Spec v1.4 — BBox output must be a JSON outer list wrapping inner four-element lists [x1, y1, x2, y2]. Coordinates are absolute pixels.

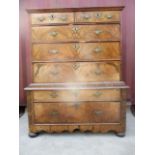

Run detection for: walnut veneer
[[25, 7, 128, 137]]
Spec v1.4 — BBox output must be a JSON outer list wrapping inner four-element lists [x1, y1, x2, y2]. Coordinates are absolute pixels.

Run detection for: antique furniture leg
[[115, 132, 125, 137], [29, 132, 39, 138]]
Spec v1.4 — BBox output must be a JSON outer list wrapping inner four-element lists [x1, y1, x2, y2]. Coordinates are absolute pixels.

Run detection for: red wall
[[19, 0, 135, 106]]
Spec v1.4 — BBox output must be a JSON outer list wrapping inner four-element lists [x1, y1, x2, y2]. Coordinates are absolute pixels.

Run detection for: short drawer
[[32, 42, 120, 61], [33, 61, 120, 83], [33, 89, 121, 102], [75, 11, 120, 23], [31, 25, 120, 42], [33, 102, 121, 123], [31, 12, 74, 24]]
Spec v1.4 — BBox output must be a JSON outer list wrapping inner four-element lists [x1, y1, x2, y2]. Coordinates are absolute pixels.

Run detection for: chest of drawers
[[25, 7, 128, 137]]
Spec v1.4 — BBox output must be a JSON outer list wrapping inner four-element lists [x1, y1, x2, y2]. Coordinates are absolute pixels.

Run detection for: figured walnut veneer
[[25, 7, 128, 137]]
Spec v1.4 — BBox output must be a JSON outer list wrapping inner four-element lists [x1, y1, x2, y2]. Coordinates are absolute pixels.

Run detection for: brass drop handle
[[83, 14, 91, 20], [94, 110, 103, 116], [95, 30, 103, 35], [94, 69, 102, 75], [72, 63, 80, 70], [48, 49, 59, 54], [95, 13, 102, 18], [49, 31, 58, 37], [60, 15, 67, 21], [94, 47, 102, 53], [49, 14, 54, 20], [37, 16, 45, 22], [72, 26, 80, 33], [106, 14, 113, 19], [50, 111, 59, 116], [50, 70, 59, 75], [50, 91, 58, 98], [93, 91, 102, 97]]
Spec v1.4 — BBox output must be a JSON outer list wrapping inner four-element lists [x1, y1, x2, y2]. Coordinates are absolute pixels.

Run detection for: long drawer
[[33, 102, 121, 124], [32, 42, 120, 61], [33, 89, 121, 102], [32, 25, 120, 42], [33, 61, 120, 83]]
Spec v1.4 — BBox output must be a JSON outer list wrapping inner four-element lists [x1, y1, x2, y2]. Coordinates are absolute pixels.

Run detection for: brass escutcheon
[[95, 12, 102, 18], [72, 63, 80, 70], [60, 15, 67, 21]]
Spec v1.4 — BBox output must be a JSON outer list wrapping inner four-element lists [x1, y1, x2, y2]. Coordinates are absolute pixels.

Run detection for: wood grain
[[33, 89, 121, 102], [32, 42, 120, 61], [32, 24, 120, 42], [75, 11, 120, 23], [33, 61, 121, 82], [24, 6, 129, 136], [20, 0, 134, 107], [33, 102, 121, 124], [31, 12, 74, 24]]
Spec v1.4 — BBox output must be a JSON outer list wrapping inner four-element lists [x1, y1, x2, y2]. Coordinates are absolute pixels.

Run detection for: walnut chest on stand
[[25, 7, 128, 137]]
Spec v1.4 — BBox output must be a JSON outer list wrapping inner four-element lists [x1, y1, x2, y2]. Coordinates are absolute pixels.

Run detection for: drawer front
[[32, 25, 120, 42], [33, 102, 121, 123], [31, 13, 74, 24], [76, 11, 120, 23], [33, 62, 120, 82], [33, 89, 121, 102], [32, 26, 74, 42], [72, 25, 120, 41], [32, 42, 120, 61]]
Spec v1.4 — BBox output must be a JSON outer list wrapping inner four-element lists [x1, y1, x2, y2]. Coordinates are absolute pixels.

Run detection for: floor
[[19, 108, 135, 155]]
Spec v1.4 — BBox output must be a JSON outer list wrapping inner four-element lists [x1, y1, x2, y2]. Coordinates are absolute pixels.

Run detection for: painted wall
[[19, 0, 135, 105]]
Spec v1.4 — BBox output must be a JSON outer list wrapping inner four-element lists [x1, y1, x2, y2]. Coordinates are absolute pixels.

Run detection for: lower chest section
[[28, 86, 126, 125]]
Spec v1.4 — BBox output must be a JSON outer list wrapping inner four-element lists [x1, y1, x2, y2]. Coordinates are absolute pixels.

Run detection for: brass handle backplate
[[60, 15, 67, 21], [38, 16, 45, 22], [95, 30, 103, 35], [94, 47, 102, 53], [83, 14, 91, 20], [106, 14, 113, 19], [93, 91, 102, 97], [48, 49, 59, 54], [50, 111, 59, 116], [50, 91, 58, 98], [49, 31, 58, 37], [94, 110, 103, 116], [94, 69, 102, 75], [50, 70, 59, 75]]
